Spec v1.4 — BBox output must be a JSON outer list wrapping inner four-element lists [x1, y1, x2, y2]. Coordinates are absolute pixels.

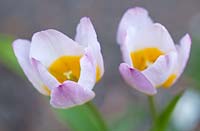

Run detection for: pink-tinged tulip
[[117, 7, 191, 95], [13, 17, 104, 108]]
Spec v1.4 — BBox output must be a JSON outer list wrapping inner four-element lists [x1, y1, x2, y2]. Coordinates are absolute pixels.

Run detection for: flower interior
[[130, 47, 176, 88], [48, 56, 82, 83], [130, 47, 164, 71], [48, 56, 101, 83]]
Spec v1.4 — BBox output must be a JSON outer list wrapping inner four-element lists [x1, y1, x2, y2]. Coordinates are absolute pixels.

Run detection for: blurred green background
[[0, 0, 200, 131]]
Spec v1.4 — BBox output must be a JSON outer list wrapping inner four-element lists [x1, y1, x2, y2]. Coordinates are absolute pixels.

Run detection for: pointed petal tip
[[80, 16, 91, 22], [79, 17, 93, 27], [127, 7, 148, 15], [181, 33, 192, 45]]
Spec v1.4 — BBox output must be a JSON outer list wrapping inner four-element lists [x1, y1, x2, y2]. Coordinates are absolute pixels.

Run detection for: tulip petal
[[120, 42, 132, 66], [31, 58, 60, 90], [30, 29, 84, 67], [13, 39, 49, 95], [142, 52, 177, 87], [78, 50, 96, 90], [175, 34, 192, 78], [50, 81, 95, 108], [126, 23, 176, 53], [119, 63, 157, 95], [117, 7, 153, 44], [75, 17, 104, 79]]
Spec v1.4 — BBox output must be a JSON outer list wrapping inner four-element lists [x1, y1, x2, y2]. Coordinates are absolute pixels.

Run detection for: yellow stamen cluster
[[48, 55, 101, 83], [131, 48, 164, 71], [130, 47, 176, 88], [48, 56, 81, 83]]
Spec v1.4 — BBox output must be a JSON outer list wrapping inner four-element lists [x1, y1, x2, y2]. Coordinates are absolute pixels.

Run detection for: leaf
[[54, 102, 108, 131], [0, 35, 108, 131], [150, 92, 183, 131]]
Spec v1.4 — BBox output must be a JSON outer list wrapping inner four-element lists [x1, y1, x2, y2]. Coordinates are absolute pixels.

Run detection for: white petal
[[142, 51, 177, 87], [175, 34, 192, 79], [117, 7, 153, 44], [13, 39, 49, 95], [126, 23, 176, 53], [120, 42, 132, 66], [30, 29, 84, 67], [75, 17, 104, 78], [78, 50, 96, 90], [31, 58, 60, 90], [75, 17, 97, 47]]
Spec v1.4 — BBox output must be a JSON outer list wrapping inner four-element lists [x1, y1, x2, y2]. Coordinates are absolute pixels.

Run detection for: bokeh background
[[0, 0, 200, 131]]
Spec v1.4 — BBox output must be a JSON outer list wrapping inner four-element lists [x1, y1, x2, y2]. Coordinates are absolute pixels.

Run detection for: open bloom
[[117, 7, 191, 95], [13, 17, 104, 108]]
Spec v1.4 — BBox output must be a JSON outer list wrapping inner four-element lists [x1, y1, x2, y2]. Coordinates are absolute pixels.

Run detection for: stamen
[[48, 56, 81, 83], [131, 47, 163, 71]]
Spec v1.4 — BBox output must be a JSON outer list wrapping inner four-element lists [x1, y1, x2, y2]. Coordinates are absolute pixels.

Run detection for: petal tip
[[80, 17, 92, 26], [182, 33, 192, 45], [12, 39, 29, 48], [127, 7, 148, 15]]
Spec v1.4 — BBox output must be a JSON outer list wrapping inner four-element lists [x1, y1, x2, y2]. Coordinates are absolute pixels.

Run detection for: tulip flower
[[117, 7, 191, 95], [13, 17, 104, 108]]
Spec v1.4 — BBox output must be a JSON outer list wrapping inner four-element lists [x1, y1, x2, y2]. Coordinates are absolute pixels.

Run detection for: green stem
[[86, 102, 108, 131], [148, 95, 157, 121], [54, 101, 108, 131]]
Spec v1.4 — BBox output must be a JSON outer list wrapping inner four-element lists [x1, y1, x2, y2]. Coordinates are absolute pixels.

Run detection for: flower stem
[[86, 102, 108, 131], [148, 95, 157, 121], [54, 101, 108, 131]]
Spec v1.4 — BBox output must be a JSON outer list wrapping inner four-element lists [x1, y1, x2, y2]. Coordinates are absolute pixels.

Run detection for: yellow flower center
[[130, 48, 176, 88], [48, 56, 82, 83], [48, 55, 101, 83], [130, 48, 164, 71]]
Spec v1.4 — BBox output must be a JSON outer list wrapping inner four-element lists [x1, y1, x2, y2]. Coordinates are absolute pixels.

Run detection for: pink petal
[[31, 58, 60, 90], [119, 63, 157, 95], [75, 17, 104, 79], [30, 29, 84, 67], [50, 81, 95, 108], [142, 52, 177, 87], [12, 39, 49, 95], [117, 7, 153, 44]]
